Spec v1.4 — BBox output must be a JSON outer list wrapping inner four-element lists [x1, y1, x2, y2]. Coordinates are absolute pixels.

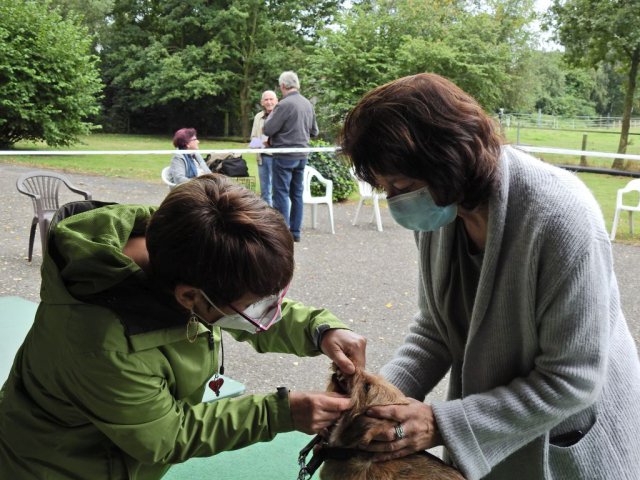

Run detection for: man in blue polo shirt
[[264, 71, 319, 242]]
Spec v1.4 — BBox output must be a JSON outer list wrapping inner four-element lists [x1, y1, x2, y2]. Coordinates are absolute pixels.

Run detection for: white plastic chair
[[161, 167, 176, 190], [610, 178, 640, 240], [351, 169, 385, 232], [302, 166, 335, 234]]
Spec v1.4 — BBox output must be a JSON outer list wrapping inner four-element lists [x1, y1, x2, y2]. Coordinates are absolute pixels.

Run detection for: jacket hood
[[40, 202, 187, 335], [41, 203, 152, 302]]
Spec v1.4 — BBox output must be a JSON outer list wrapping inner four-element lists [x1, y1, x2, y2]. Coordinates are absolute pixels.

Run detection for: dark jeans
[[258, 155, 273, 206], [272, 156, 307, 239]]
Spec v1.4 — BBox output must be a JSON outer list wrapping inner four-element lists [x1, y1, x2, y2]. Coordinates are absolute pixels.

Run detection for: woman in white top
[[169, 128, 211, 185]]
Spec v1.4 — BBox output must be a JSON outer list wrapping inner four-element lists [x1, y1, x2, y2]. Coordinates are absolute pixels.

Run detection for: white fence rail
[[0, 147, 336, 156], [1, 145, 640, 163], [514, 146, 640, 162], [498, 113, 640, 131]]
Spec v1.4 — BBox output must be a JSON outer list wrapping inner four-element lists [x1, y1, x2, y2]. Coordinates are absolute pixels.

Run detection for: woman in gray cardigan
[[168, 128, 211, 185], [340, 73, 640, 479]]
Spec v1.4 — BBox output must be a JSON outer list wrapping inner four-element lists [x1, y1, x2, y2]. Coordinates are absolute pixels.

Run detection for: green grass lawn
[[3, 132, 640, 243], [503, 126, 640, 169], [577, 172, 640, 242], [4, 134, 258, 182]]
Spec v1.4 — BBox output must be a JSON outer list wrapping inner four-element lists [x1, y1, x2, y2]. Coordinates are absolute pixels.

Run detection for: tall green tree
[[592, 63, 626, 117], [548, 0, 640, 168], [49, 0, 114, 50], [305, 0, 537, 138], [530, 51, 597, 116], [0, 0, 102, 148], [303, 1, 401, 137], [100, 0, 340, 137]]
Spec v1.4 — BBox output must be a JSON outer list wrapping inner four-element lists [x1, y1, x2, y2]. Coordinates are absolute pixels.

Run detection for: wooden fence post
[[580, 134, 588, 166]]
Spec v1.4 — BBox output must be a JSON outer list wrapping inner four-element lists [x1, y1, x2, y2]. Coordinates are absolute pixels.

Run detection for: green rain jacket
[[0, 202, 348, 479]]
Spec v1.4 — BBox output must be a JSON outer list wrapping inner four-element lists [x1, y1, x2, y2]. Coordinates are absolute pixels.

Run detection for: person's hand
[[361, 399, 443, 462], [320, 329, 367, 375], [289, 391, 351, 435]]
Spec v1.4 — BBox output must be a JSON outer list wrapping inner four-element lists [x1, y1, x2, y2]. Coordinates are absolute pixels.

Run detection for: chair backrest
[[161, 167, 176, 189], [357, 179, 372, 197], [303, 166, 332, 203], [16, 171, 91, 213], [616, 178, 640, 210], [351, 167, 384, 200], [621, 179, 640, 194]]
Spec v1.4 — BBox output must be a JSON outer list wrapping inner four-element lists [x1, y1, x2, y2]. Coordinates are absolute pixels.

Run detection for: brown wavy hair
[[146, 174, 294, 304], [340, 73, 502, 209]]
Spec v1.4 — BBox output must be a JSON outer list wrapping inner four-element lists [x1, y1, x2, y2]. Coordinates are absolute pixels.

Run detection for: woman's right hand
[[361, 399, 443, 461], [288, 391, 351, 435]]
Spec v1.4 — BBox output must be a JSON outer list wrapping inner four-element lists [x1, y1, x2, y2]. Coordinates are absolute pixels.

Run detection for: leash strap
[[297, 435, 362, 479], [298, 435, 323, 480]]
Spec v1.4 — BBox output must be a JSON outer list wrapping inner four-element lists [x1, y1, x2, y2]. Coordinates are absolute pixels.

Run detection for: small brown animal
[[319, 366, 465, 480]]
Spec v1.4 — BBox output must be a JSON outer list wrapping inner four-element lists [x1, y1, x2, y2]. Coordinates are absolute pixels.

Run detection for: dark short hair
[[340, 73, 502, 209], [146, 174, 294, 304], [172, 128, 197, 149]]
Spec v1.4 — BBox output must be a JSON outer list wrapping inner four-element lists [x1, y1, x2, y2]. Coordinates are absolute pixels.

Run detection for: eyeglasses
[[229, 285, 289, 332], [200, 285, 289, 333]]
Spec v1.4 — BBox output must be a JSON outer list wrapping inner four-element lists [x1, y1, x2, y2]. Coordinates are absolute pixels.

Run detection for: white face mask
[[198, 287, 288, 334]]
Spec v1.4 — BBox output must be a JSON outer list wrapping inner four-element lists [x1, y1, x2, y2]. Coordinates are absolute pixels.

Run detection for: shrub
[[307, 139, 355, 202], [0, 2, 102, 148]]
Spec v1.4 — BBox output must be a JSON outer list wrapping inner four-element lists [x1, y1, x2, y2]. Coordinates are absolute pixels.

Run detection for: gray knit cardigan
[[381, 146, 640, 479]]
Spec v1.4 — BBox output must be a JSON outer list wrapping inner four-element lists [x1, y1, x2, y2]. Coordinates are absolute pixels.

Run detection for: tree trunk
[[612, 48, 639, 169], [239, 6, 259, 140], [239, 80, 251, 140]]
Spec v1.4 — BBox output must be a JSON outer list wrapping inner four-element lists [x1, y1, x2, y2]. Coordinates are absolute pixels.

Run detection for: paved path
[[2, 163, 639, 401]]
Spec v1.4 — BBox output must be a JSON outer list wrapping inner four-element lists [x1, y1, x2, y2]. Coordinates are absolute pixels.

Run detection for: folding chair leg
[[352, 199, 364, 226], [611, 209, 620, 240], [373, 198, 383, 232], [39, 218, 51, 259], [328, 203, 335, 234], [28, 219, 37, 262]]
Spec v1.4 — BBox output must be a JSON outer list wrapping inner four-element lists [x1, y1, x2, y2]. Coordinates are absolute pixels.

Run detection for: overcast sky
[[533, 0, 560, 50], [535, 0, 551, 12]]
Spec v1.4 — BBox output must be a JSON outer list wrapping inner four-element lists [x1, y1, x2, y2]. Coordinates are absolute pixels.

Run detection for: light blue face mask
[[387, 186, 457, 231]]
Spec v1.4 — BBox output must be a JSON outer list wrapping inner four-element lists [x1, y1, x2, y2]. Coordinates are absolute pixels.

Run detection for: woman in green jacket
[[0, 174, 365, 479]]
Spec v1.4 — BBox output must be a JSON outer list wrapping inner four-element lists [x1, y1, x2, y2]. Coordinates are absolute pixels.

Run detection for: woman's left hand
[[361, 399, 443, 462], [320, 329, 367, 375]]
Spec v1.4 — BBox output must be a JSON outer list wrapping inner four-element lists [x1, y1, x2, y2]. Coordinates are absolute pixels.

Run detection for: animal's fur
[[319, 366, 465, 480]]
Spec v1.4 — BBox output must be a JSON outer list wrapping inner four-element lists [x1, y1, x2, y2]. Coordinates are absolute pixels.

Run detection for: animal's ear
[[327, 363, 359, 394], [364, 374, 409, 408], [327, 372, 349, 394], [327, 363, 348, 393]]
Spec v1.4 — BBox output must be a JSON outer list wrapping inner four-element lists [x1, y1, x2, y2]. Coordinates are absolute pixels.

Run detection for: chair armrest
[[64, 183, 92, 200], [16, 184, 39, 200], [311, 171, 330, 185]]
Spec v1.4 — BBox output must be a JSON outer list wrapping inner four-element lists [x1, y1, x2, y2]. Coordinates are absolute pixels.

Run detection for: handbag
[[208, 155, 249, 177]]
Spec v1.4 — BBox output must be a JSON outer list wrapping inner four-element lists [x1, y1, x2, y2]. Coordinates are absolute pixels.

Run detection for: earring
[[186, 311, 199, 343]]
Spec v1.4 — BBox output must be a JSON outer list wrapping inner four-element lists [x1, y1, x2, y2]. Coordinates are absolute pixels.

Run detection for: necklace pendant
[[208, 376, 225, 397]]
